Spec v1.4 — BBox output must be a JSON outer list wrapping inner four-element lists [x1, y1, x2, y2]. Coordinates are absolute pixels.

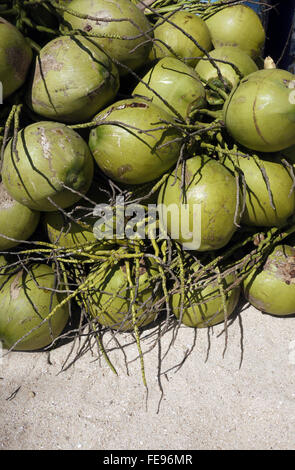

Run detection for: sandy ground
[[0, 302, 295, 451]]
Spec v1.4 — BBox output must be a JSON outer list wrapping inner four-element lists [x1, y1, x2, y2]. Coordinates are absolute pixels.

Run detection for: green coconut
[[205, 5, 265, 59], [0, 256, 7, 268], [223, 68, 295, 153], [195, 46, 258, 91], [0, 256, 10, 292], [81, 259, 161, 331], [27, 35, 120, 123], [157, 155, 241, 251], [0, 264, 69, 351], [2, 121, 94, 212], [243, 245, 295, 316], [172, 267, 240, 328], [43, 211, 97, 250], [152, 11, 212, 67], [0, 255, 10, 281], [0, 17, 32, 99], [133, 57, 206, 120], [62, 0, 153, 75], [0, 183, 40, 250], [89, 97, 182, 185], [43, 177, 120, 249], [222, 153, 295, 228]]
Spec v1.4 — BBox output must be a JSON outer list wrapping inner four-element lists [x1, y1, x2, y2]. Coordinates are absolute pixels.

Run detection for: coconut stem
[[125, 258, 148, 389], [0, 105, 19, 177]]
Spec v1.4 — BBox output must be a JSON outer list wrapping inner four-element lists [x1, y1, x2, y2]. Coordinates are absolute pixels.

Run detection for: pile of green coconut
[[0, 0, 295, 379]]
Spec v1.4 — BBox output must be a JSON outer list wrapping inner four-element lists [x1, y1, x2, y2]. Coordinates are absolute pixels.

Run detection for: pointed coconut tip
[[264, 56, 276, 69]]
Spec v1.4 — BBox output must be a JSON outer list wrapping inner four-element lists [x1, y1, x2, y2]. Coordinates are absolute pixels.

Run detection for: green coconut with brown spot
[[2, 121, 94, 212], [172, 266, 240, 328], [0, 17, 32, 99], [0, 264, 69, 351], [62, 0, 153, 75], [222, 153, 295, 228], [89, 97, 182, 185], [81, 258, 161, 331], [223, 69, 295, 153], [205, 5, 265, 59], [0, 183, 40, 250], [27, 35, 120, 123], [243, 245, 295, 316], [133, 57, 206, 120], [152, 11, 212, 67], [157, 155, 241, 252]]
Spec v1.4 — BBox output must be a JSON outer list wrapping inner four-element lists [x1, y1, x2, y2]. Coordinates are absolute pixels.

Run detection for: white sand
[[0, 304, 295, 450]]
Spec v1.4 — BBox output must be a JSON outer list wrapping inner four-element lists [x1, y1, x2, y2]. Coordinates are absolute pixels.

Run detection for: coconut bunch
[[1, 0, 295, 383]]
